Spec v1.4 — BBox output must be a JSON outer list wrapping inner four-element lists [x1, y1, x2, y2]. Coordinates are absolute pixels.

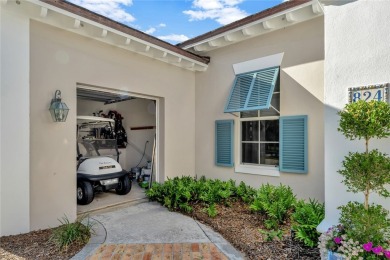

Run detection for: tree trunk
[[364, 190, 369, 210], [364, 137, 370, 209]]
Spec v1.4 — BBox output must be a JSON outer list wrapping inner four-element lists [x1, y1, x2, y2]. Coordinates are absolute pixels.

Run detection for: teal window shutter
[[224, 67, 279, 113], [215, 120, 234, 167], [279, 115, 308, 173]]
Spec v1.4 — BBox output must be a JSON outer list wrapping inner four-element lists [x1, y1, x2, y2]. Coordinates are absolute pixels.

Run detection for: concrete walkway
[[72, 201, 244, 260]]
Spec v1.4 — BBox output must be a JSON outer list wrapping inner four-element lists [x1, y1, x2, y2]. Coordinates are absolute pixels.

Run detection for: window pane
[[242, 143, 259, 164], [260, 143, 279, 166], [242, 121, 259, 141], [240, 111, 258, 118], [260, 120, 279, 141]]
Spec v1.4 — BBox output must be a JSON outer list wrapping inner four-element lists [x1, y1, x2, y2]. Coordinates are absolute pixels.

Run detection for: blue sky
[[68, 0, 284, 44]]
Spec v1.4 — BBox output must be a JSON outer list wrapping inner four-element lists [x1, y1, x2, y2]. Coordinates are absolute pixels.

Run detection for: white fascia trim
[[233, 53, 284, 75], [76, 83, 158, 100], [182, 0, 322, 50], [25, 0, 208, 69]]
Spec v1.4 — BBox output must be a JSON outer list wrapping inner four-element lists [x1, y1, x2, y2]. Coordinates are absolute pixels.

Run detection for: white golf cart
[[77, 116, 131, 205]]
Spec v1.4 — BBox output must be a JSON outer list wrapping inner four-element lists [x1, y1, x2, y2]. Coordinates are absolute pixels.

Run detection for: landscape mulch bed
[[0, 228, 86, 260], [0, 200, 320, 259], [187, 200, 321, 260]]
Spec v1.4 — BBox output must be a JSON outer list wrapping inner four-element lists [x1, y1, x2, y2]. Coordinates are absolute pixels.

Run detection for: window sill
[[235, 164, 280, 177]]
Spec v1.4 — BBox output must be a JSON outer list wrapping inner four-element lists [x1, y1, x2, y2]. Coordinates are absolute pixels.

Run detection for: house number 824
[[349, 84, 389, 104]]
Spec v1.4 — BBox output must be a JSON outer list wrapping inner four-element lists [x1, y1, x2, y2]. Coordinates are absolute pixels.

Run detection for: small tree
[[337, 100, 390, 209]]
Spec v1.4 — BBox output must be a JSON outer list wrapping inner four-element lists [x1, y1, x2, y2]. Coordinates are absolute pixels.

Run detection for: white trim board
[[233, 53, 284, 75]]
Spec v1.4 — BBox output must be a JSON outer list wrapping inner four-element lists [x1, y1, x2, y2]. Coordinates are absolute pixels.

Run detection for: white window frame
[[235, 114, 280, 177]]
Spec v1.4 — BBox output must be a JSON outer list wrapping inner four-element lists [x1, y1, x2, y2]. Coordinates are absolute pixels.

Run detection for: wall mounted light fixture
[[49, 90, 69, 122]]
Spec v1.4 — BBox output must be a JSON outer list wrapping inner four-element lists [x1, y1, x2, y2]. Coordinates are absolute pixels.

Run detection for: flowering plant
[[318, 225, 390, 259]]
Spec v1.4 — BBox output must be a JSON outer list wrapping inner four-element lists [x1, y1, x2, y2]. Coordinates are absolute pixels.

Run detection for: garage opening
[[76, 86, 158, 214]]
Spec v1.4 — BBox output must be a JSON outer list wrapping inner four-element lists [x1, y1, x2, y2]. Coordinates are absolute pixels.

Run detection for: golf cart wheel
[[116, 175, 132, 195], [77, 181, 94, 205]]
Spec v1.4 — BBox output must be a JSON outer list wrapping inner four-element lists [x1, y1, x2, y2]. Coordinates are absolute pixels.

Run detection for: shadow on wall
[[282, 60, 324, 104]]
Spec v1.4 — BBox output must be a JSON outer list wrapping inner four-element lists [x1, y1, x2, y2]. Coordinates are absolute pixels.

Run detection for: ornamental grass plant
[[49, 215, 94, 251]]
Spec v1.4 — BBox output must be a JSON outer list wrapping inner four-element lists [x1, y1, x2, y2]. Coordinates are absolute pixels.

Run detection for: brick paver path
[[87, 242, 228, 260]]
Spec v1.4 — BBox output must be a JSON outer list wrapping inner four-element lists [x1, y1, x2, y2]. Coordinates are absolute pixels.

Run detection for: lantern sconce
[[49, 90, 69, 122]]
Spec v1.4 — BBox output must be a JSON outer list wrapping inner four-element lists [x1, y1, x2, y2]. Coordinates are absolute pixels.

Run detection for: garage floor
[[77, 182, 147, 215]]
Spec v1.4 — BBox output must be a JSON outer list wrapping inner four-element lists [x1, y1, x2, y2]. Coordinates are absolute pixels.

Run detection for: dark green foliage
[[250, 184, 296, 229], [146, 176, 195, 212], [206, 203, 218, 218], [338, 202, 390, 245], [338, 100, 390, 141], [236, 181, 256, 203], [146, 176, 251, 217], [259, 229, 283, 242], [291, 199, 324, 247], [339, 150, 390, 198], [50, 215, 93, 251]]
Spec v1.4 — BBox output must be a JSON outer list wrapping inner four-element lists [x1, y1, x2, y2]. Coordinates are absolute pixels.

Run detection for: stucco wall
[[195, 17, 325, 201], [0, 5, 30, 236], [320, 0, 390, 230], [29, 21, 196, 231]]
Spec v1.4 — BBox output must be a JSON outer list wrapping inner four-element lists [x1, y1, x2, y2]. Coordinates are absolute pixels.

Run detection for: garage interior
[[76, 87, 157, 214]]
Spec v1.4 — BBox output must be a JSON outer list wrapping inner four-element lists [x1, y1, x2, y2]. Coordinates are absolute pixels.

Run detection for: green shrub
[[291, 199, 324, 247], [259, 229, 283, 242], [146, 176, 241, 212], [178, 202, 193, 213], [339, 150, 390, 199], [50, 215, 93, 251], [337, 100, 390, 210], [146, 176, 195, 211], [250, 184, 296, 229], [338, 201, 390, 245], [236, 181, 256, 203], [205, 203, 218, 218], [338, 100, 390, 141], [198, 179, 235, 204]]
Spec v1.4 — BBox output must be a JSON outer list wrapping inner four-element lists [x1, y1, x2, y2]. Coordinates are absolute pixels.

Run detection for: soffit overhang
[[178, 0, 324, 54], [1, 0, 209, 71]]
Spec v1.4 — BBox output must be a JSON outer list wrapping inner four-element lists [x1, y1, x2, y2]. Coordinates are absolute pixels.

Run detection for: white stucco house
[[1, 0, 389, 236]]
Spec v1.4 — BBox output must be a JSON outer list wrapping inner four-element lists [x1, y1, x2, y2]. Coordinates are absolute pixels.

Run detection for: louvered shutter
[[224, 67, 279, 113], [279, 115, 308, 173], [215, 120, 234, 167]]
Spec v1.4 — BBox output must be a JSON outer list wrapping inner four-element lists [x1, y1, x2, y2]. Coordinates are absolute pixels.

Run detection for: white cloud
[[157, 34, 190, 43], [223, 0, 245, 6], [68, 0, 135, 23], [145, 27, 156, 34], [215, 7, 248, 25], [193, 0, 223, 10], [144, 23, 167, 35], [183, 0, 247, 25]]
